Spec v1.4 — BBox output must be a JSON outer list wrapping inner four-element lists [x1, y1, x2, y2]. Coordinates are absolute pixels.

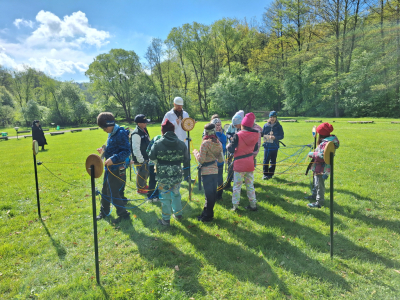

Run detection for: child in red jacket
[[227, 113, 259, 211]]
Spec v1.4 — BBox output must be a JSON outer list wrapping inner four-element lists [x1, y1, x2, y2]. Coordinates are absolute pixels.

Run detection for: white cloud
[[0, 10, 111, 78], [28, 57, 88, 76], [13, 18, 34, 29], [27, 10, 110, 48], [0, 50, 17, 68]]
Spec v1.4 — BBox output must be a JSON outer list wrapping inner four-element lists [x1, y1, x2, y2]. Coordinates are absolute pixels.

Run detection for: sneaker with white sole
[[158, 219, 170, 226], [307, 201, 323, 208]]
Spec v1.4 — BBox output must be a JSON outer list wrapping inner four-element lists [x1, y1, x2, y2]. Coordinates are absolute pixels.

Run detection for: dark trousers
[[183, 159, 190, 181], [147, 165, 159, 199], [100, 168, 129, 217], [199, 174, 218, 221], [217, 166, 224, 199], [263, 148, 278, 177], [226, 154, 234, 185]]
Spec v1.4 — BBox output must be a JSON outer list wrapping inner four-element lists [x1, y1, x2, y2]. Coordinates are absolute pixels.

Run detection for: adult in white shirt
[[162, 97, 191, 181], [162, 97, 189, 144]]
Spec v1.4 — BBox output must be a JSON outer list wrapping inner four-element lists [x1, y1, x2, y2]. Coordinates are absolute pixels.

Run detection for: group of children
[[94, 110, 339, 225]]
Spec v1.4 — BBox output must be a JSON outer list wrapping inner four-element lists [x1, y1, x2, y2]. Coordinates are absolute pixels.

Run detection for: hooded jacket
[[148, 131, 189, 189], [32, 125, 47, 146], [216, 131, 227, 167], [261, 121, 284, 150], [308, 135, 340, 175], [103, 124, 131, 171], [227, 128, 259, 172]]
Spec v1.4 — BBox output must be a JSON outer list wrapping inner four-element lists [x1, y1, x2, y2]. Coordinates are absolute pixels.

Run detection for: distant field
[[1, 118, 399, 299]]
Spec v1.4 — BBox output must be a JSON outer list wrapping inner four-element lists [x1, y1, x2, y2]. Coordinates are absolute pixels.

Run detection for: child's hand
[[104, 158, 114, 166], [97, 147, 103, 154]]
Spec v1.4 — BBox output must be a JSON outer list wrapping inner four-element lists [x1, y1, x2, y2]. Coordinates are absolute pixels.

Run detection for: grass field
[[1, 117, 399, 299]]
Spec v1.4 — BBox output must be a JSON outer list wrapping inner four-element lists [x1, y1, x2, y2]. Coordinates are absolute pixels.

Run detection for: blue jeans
[[159, 183, 182, 220], [263, 148, 278, 177]]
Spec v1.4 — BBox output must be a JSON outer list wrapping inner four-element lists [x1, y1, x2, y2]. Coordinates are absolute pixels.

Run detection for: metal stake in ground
[[187, 130, 192, 201], [330, 152, 334, 259], [86, 154, 104, 285], [323, 141, 336, 259], [32, 140, 41, 219], [182, 117, 196, 201]]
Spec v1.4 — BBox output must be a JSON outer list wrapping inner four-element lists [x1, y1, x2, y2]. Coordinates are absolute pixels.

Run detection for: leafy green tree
[[0, 86, 14, 107], [86, 49, 142, 123], [21, 99, 41, 124], [208, 63, 270, 116]]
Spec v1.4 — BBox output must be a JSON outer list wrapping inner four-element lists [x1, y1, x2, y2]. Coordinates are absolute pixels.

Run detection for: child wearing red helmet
[[306, 122, 340, 208]]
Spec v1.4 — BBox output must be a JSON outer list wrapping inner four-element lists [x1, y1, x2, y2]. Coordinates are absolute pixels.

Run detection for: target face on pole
[[224, 124, 230, 132], [85, 154, 104, 178], [32, 140, 39, 156], [182, 117, 195, 131], [323, 141, 335, 165], [312, 126, 317, 138]]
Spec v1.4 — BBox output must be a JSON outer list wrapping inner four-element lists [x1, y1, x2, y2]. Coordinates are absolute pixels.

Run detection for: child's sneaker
[[245, 205, 258, 211], [230, 204, 239, 211], [173, 214, 182, 220], [158, 219, 170, 226], [307, 201, 322, 208], [112, 213, 131, 224]]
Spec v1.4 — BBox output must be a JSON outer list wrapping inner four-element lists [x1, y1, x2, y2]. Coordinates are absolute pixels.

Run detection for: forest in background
[[1, 0, 400, 126]]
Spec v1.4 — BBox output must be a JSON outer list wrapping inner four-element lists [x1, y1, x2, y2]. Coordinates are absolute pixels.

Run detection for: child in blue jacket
[[261, 111, 284, 180], [96, 112, 131, 223], [211, 118, 227, 199]]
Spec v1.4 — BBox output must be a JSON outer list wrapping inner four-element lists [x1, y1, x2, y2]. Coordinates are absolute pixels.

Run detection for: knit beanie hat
[[241, 112, 256, 127], [316, 122, 334, 136], [269, 111, 277, 117], [161, 119, 175, 135], [211, 118, 221, 125], [204, 123, 216, 136], [232, 110, 244, 125]]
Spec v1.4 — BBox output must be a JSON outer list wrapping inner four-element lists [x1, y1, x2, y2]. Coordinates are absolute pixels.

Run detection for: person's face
[[36, 122, 40, 127], [234, 124, 241, 129], [215, 122, 222, 132], [174, 103, 183, 112], [138, 122, 147, 129], [269, 116, 277, 124], [102, 126, 113, 133]]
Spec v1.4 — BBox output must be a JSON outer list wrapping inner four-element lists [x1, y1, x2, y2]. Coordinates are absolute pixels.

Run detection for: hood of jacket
[[322, 135, 340, 149], [160, 131, 181, 148]]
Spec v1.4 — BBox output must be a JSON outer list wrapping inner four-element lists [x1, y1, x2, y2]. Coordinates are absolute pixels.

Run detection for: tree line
[[1, 0, 400, 126]]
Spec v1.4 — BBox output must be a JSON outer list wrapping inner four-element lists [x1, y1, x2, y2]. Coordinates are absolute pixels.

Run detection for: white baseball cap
[[173, 97, 184, 105]]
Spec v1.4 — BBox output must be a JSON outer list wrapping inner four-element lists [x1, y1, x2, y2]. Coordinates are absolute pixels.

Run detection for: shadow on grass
[[231, 200, 399, 270], [171, 219, 290, 295], [40, 219, 67, 260], [116, 209, 207, 297], [98, 285, 110, 299], [215, 218, 351, 290]]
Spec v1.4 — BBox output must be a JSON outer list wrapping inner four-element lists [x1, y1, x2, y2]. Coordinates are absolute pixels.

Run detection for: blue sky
[[0, 0, 271, 82]]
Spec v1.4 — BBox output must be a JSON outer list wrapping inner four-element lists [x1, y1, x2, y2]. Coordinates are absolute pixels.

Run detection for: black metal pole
[[188, 131, 191, 201], [33, 154, 41, 219], [91, 165, 100, 284], [330, 152, 334, 259], [129, 160, 132, 182]]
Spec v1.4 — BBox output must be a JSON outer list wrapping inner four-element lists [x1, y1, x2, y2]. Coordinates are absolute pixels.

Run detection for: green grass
[[1, 118, 400, 299]]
